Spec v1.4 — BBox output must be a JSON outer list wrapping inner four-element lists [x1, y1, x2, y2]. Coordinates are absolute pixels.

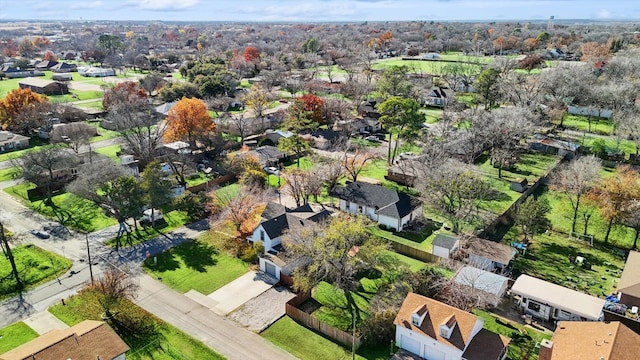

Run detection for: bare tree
[[89, 269, 139, 320], [18, 146, 77, 205], [343, 148, 380, 182], [419, 159, 490, 232], [50, 122, 96, 155], [317, 157, 345, 193], [549, 156, 602, 234]]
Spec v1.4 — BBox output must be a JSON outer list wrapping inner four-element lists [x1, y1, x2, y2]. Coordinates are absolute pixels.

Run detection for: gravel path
[[227, 286, 296, 332]]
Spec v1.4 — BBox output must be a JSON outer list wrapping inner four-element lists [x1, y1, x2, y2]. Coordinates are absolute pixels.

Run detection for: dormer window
[[439, 315, 456, 339], [411, 304, 428, 327]]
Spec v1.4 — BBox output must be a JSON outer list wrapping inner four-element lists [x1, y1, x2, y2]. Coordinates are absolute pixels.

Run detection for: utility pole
[[352, 307, 356, 360], [86, 233, 94, 285]]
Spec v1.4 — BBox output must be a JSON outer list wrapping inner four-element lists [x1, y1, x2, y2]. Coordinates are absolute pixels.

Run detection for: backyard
[[558, 114, 615, 136], [142, 237, 249, 294], [49, 290, 225, 360], [0, 244, 72, 299], [372, 57, 485, 76]]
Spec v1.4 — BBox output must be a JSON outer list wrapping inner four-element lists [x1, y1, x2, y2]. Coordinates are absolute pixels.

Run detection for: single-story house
[[357, 99, 382, 119], [34, 60, 58, 69], [465, 237, 516, 274], [154, 101, 176, 116], [0, 320, 129, 360], [264, 129, 293, 145], [329, 181, 423, 231], [510, 274, 606, 322], [50, 62, 77, 73], [394, 292, 510, 360], [79, 67, 115, 77], [18, 77, 69, 95], [432, 234, 460, 259], [0, 131, 29, 152], [248, 145, 287, 167], [299, 129, 344, 150], [163, 140, 191, 154], [510, 178, 528, 193], [528, 134, 580, 158], [538, 321, 640, 360], [1, 65, 44, 78], [567, 105, 613, 119], [616, 250, 640, 308], [454, 266, 510, 307], [52, 73, 73, 81]]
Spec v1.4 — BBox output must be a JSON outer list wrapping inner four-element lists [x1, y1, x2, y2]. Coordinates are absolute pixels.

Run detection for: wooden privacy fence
[[285, 292, 363, 350], [185, 173, 236, 193], [390, 241, 442, 263]]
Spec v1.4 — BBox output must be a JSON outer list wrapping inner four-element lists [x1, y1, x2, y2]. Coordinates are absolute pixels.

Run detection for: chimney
[[538, 339, 553, 360]]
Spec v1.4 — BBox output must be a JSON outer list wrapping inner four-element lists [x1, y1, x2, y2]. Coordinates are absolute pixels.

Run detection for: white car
[[264, 166, 280, 175]]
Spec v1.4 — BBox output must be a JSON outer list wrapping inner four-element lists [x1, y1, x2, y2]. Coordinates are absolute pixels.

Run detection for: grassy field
[[49, 89, 104, 103], [420, 108, 443, 124], [0, 322, 39, 354], [5, 183, 117, 232], [185, 172, 214, 187], [311, 279, 380, 332], [0, 77, 25, 98], [578, 135, 637, 158], [0, 244, 72, 299], [477, 153, 560, 215], [87, 122, 122, 143], [143, 239, 248, 294], [559, 114, 615, 135], [0, 143, 58, 163], [94, 144, 121, 163], [0, 166, 21, 182], [49, 290, 225, 360], [74, 99, 104, 110], [367, 224, 441, 252], [262, 316, 389, 360], [372, 58, 483, 76], [473, 309, 551, 360]]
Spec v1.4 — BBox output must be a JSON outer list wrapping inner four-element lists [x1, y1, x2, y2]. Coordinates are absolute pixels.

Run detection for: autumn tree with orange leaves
[[0, 88, 48, 132], [580, 41, 611, 61], [164, 97, 215, 149], [243, 46, 261, 62], [42, 50, 57, 62], [588, 165, 640, 244]]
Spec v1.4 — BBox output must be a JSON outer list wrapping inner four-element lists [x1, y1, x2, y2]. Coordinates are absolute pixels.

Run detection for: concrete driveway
[[188, 271, 276, 316], [23, 311, 68, 334], [228, 285, 296, 332]]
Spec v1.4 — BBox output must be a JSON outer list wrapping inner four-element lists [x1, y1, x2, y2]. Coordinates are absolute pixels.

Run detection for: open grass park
[[49, 290, 225, 360], [0, 244, 72, 299]]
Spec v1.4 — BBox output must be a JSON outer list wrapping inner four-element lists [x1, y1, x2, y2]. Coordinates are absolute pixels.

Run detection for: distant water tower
[[547, 16, 554, 31]]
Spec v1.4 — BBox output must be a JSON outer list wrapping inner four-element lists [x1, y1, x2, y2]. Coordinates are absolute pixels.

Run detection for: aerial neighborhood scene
[[2, 0, 640, 359]]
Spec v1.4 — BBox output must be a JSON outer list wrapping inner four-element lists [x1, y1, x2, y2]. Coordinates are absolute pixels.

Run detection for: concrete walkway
[[23, 311, 68, 335], [135, 274, 297, 360]]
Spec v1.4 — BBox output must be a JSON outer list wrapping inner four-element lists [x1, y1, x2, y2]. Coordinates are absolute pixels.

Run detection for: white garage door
[[423, 344, 446, 360], [401, 336, 421, 357], [265, 262, 277, 278]]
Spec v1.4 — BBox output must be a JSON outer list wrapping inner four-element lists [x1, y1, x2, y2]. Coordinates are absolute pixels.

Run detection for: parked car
[[264, 166, 280, 175], [30, 229, 50, 239], [365, 136, 381, 142]]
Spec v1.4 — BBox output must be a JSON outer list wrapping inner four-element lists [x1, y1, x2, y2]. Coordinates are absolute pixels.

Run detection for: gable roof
[[329, 182, 421, 219], [0, 320, 129, 360], [466, 237, 516, 265], [617, 250, 640, 298], [258, 203, 332, 240], [454, 266, 509, 297], [394, 292, 481, 351], [18, 77, 57, 88], [462, 328, 510, 360], [548, 321, 640, 360], [433, 234, 459, 250], [261, 202, 287, 220], [510, 275, 605, 320], [0, 131, 29, 143]]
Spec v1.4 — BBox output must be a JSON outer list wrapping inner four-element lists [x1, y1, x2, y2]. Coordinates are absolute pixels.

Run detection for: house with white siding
[[329, 182, 422, 231]]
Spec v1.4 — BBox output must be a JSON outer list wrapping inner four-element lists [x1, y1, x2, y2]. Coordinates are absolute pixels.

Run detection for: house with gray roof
[[329, 181, 422, 231], [454, 266, 509, 307], [432, 234, 460, 259], [0, 131, 29, 152]]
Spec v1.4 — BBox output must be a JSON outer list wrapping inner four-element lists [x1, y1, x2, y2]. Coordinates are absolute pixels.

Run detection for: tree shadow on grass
[[145, 250, 180, 273], [172, 240, 218, 272]]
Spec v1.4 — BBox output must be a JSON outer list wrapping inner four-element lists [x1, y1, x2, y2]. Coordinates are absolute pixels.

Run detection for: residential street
[[0, 180, 297, 359]]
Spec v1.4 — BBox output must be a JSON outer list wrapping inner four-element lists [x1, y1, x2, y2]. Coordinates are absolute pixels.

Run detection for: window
[[527, 301, 541, 312], [260, 230, 265, 241]]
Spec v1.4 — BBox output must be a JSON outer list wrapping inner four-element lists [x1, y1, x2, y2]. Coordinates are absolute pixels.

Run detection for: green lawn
[[381, 250, 426, 272], [367, 225, 440, 252], [0, 322, 39, 354], [559, 114, 615, 135], [87, 122, 122, 143], [74, 99, 104, 110], [477, 153, 560, 215], [372, 58, 483, 76], [185, 172, 214, 187], [105, 209, 190, 247], [311, 280, 379, 332], [473, 310, 551, 360], [49, 290, 225, 360], [578, 135, 637, 158], [94, 144, 121, 163], [0, 143, 58, 163], [262, 316, 389, 360], [0, 166, 21, 182], [0, 78, 24, 99], [420, 108, 443, 124], [0, 244, 72, 299], [49, 89, 103, 103], [143, 238, 248, 294]]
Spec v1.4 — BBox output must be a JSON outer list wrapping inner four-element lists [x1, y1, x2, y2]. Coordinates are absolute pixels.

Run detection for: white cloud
[[70, 1, 103, 9], [125, 0, 199, 11], [596, 9, 612, 18]]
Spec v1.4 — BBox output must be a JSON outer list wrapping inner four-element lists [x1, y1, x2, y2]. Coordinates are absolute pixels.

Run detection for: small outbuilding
[[510, 178, 528, 193], [454, 266, 509, 307], [432, 233, 460, 259]]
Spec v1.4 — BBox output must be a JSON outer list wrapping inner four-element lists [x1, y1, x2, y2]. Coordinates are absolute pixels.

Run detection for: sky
[[2, 0, 639, 22]]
